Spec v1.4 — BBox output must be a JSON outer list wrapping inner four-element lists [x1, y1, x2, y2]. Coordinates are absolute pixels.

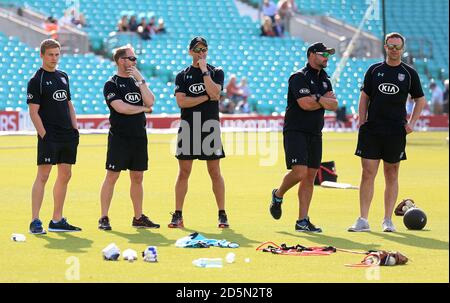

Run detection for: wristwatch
[[137, 79, 146, 86], [315, 94, 321, 102], [202, 71, 210, 77]]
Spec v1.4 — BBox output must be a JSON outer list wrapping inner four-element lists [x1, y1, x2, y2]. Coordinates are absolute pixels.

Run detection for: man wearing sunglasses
[[99, 45, 159, 231], [269, 42, 338, 232], [170, 36, 228, 228], [349, 32, 427, 232]]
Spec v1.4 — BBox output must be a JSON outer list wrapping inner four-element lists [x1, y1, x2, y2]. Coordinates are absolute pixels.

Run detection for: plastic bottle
[[192, 258, 223, 268], [11, 233, 26, 242]]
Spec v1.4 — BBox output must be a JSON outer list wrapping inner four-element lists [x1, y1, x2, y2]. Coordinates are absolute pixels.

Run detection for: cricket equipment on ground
[[345, 250, 409, 267], [394, 198, 416, 216], [102, 243, 120, 261], [123, 249, 138, 261], [403, 208, 427, 230], [320, 181, 358, 189], [314, 161, 337, 185], [256, 242, 336, 256]]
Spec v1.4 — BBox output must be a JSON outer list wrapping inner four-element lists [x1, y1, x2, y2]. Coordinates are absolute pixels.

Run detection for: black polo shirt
[[283, 63, 333, 135], [26, 68, 76, 142], [361, 61, 424, 135], [103, 75, 146, 137], [174, 64, 224, 124]]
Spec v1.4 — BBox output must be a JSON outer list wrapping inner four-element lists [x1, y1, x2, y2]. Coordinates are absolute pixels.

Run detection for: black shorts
[[37, 135, 79, 165], [355, 125, 407, 163], [106, 132, 148, 171], [283, 131, 322, 169], [175, 121, 225, 161]]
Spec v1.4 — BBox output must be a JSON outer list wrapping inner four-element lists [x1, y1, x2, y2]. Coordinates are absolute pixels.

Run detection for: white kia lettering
[[53, 90, 68, 101], [189, 83, 206, 94], [378, 83, 399, 95], [125, 93, 141, 103]]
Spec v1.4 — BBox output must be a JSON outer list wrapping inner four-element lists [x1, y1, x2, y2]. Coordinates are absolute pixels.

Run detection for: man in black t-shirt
[[168, 36, 229, 229], [98, 45, 159, 231], [348, 32, 427, 233], [27, 39, 81, 234], [269, 42, 338, 232]]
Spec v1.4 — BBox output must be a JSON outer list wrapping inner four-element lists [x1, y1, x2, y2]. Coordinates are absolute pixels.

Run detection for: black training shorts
[[355, 124, 407, 163], [106, 132, 148, 171], [37, 135, 78, 165], [175, 122, 225, 161], [283, 131, 322, 169]]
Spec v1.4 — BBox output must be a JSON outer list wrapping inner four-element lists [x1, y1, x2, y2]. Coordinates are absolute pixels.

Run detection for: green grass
[[0, 132, 448, 282]]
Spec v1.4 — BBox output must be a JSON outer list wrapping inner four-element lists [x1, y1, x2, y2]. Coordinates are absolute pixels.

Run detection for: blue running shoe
[[295, 217, 322, 233], [29, 219, 47, 235]]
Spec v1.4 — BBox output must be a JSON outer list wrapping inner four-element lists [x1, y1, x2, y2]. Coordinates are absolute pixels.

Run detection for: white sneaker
[[348, 217, 370, 232], [382, 218, 396, 232]]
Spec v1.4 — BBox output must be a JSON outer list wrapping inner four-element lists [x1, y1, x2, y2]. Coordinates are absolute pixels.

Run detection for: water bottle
[[192, 258, 223, 268], [11, 233, 26, 242]]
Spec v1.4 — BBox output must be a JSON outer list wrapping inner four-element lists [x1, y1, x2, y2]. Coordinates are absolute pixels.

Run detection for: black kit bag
[[314, 161, 338, 185]]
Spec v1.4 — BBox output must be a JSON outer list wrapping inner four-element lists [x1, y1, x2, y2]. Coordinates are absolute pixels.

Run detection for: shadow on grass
[[182, 228, 262, 248], [108, 229, 173, 247], [42, 233, 94, 253], [276, 231, 381, 251], [371, 231, 449, 250]]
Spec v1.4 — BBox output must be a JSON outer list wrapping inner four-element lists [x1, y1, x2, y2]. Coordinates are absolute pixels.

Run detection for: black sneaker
[[29, 218, 47, 235], [98, 216, 112, 231], [132, 214, 160, 229], [295, 217, 322, 233], [168, 212, 184, 228], [218, 213, 229, 228], [48, 218, 82, 232], [269, 189, 283, 220]]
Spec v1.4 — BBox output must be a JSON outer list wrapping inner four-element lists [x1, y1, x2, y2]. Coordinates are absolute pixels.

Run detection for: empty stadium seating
[[0, 0, 447, 115]]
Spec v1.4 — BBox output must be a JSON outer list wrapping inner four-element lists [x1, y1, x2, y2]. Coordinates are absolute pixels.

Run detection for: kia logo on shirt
[[189, 83, 206, 94], [125, 93, 142, 103], [53, 90, 68, 101], [378, 83, 400, 95]]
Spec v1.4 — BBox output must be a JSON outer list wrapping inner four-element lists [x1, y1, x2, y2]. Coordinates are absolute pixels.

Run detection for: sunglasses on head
[[316, 52, 331, 58], [192, 47, 208, 53], [386, 44, 403, 51], [121, 56, 137, 62]]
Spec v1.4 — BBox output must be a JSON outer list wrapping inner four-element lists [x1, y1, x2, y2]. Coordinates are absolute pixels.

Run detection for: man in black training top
[[27, 39, 81, 234], [99, 45, 159, 231], [348, 32, 426, 232], [269, 42, 338, 232], [169, 37, 229, 228]]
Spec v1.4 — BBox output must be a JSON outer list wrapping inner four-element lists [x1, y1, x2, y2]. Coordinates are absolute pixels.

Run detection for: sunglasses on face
[[316, 52, 331, 58], [121, 56, 137, 62], [386, 44, 403, 51], [192, 47, 208, 53]]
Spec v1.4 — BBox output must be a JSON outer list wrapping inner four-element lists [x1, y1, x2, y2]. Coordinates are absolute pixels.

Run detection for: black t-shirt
[[361, 61, 424, 135], [174, 64, 224, 124], [283, 63, 333, 135], [27, 68, 76, 142], [103, 75, 146, 137]]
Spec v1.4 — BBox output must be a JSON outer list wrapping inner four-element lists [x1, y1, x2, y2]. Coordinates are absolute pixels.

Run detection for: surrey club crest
[[398, 73, 405, 81]]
